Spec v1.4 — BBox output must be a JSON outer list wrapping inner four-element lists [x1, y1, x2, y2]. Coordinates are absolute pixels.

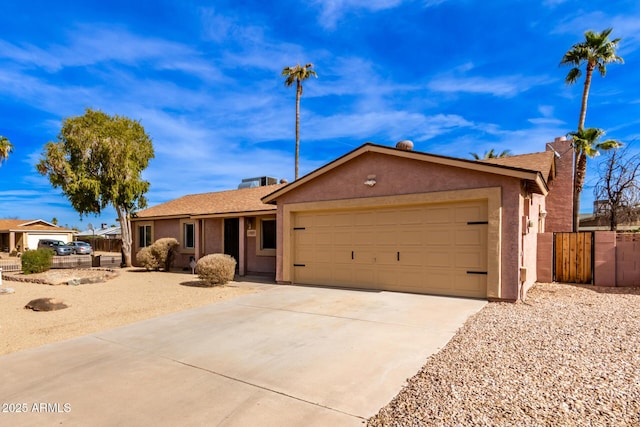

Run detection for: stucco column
[[238, 217, 246, 276], [594, 231, 616, 287], [194, 220, 201, 260], [9, 232, 15, 252]]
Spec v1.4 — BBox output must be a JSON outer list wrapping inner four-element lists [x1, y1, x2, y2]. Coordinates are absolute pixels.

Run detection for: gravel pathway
[[368, 283, 640, 426]]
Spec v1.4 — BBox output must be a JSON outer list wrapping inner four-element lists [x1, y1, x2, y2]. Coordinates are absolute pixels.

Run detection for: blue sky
[[1, 0, 639, 229]]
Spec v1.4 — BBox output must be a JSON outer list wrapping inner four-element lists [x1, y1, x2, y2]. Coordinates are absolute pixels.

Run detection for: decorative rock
[[24, 298, 69, 311], [0, 287, 15, 294], [67, 279, 81, 286]]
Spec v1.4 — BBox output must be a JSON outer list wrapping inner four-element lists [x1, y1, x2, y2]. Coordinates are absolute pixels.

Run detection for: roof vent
[[238, 176, 278, 189], [395, 140, 414, 151]]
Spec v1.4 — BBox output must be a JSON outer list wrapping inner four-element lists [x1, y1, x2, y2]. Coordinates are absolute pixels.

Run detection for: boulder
[[24, 298, 69, 311]]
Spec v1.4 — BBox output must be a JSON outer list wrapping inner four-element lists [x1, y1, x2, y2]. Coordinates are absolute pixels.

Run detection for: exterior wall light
[[364, 175, 377, 187]]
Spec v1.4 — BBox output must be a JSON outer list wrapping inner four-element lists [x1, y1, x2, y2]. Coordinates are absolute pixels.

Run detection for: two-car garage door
[[292, 200, 488, 298]]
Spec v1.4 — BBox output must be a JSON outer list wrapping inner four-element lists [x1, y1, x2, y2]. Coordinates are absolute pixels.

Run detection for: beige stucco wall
[[272, 151, 532, 301], [132, 216, 275, 274]]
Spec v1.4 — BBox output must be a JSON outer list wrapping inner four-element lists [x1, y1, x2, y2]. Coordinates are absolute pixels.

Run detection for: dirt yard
[[0, 268, 257, 355]]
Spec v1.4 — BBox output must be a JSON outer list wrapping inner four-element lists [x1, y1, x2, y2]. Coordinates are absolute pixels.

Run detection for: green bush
[[150, 238, 179, 271], [21, 249, 53, 274], [196, 254, 236, 286], [136, 246, 158, 271]]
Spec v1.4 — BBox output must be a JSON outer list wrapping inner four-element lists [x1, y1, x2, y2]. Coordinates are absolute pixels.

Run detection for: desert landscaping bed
[[0, 268, 255, 355], [368, 283, 640, 426]]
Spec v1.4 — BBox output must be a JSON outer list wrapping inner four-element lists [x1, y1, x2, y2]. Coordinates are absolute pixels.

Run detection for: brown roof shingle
[[0, 219, 73, 232], [480, 151, 555, 180], [135, 184, 286, 219]]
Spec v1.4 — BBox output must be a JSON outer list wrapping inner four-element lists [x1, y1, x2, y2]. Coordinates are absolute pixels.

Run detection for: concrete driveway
[[0, 282, 486, 426]]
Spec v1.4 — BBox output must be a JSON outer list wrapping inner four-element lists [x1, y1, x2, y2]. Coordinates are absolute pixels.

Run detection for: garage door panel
[[401, 208, 425, 225], [292, 200, 488, 298], [352, 249, 375, 264], [454, 272, 487, 295], [397, 228, 422, 245], [352, 231, 374, 245], [423, 270, 455, 290], [333, 232, 353, 245], [455, 250, 486, 269], [398, 250, 423, 266], [424, 229, 452, 245], [454, 204, 487, 223], [425, 250, 453, 267], [455, 228, 485, 246], [375, 209, 402, 225], [376, 230, 397, 246]]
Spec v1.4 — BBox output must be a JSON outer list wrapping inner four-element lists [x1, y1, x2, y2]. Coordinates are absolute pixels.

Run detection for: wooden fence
[[554, 232, 594, 284]]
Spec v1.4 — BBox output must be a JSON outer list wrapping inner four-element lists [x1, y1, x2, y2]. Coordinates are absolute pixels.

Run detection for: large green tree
[[0, 135, 13, 165], [37, 108, 154, 266], [560, 28, 623, 230], [282, 63, 317, 180], [567, 127, 621, 228]]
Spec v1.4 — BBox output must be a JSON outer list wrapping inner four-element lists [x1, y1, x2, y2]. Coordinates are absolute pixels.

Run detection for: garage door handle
[[397, 251, 400, 261], [467, 271, 488, 275], [351, 251, 354, 260]]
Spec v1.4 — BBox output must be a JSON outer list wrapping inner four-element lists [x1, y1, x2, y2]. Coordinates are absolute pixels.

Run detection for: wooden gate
[[553, 232, 594, 284]]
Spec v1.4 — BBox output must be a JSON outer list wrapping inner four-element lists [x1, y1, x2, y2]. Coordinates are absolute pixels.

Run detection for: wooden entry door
[[554, 232, 593, 284], [224, 218, 240, 268]]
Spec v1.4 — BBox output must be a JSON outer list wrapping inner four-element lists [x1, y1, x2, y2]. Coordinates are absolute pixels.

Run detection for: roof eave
[[262, 143, 551, 203]]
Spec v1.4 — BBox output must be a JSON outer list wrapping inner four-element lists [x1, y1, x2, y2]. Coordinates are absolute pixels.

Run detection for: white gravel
[[368, 283, 640, 426]]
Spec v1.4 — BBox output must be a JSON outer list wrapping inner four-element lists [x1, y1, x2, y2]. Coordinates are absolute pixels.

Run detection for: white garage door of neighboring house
[[292, 201, 488, 298], [26, 234, 68, 251]]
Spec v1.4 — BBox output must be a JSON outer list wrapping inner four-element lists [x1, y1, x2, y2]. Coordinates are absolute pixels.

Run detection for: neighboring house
[[131, 181, 286, 275], [133, 137, 573, 301], [76, 224, 122, 239], [0, 219, 75, 253]]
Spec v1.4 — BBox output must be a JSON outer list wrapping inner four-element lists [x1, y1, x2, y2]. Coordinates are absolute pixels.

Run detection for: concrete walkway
[[0, 282, 486, 426]]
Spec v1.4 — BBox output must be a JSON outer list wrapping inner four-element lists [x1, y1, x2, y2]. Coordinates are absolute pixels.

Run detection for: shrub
[[21, 249, 53, 274], [150, 238, 179, 271], [196, 254, 236, 286], [136, 246, 158, 271]]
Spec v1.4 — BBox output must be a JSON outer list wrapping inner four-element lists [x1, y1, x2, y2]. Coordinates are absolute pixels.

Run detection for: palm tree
[[561, 28, 623, 230], [282, 63, 317, 180], [568, 127, 621, 229], [470, 149, 511, 160], [561, 28, 623, 131], [0, 135, 13, 165]]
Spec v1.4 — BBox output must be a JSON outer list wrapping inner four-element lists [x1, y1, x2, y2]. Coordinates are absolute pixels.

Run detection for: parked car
[[37, 239, 73, 256], [66, 241, 93, 255]]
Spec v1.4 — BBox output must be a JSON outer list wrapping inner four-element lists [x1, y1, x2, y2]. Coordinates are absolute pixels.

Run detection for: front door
[[224, 218, 240, 269]]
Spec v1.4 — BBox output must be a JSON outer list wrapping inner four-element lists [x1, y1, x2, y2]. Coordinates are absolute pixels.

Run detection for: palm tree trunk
[[295, 80, 301, 180], [573, 151, 587, 231], [578, 66, 594, 131], [573, 66, 594, 230]]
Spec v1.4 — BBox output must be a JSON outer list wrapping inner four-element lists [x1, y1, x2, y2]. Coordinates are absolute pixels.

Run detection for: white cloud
[[428, 75, 551, 98], [312, 0, 408, 29], [552, 11, 640, 55]]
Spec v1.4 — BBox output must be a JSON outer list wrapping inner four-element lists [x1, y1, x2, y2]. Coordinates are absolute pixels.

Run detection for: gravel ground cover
[[369, 283, 640, 426]]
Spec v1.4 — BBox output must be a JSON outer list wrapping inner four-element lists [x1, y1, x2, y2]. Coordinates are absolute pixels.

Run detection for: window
[[261, 219, 276, 250], [138, 225, 152, 247], [184, 223, 195, 249]]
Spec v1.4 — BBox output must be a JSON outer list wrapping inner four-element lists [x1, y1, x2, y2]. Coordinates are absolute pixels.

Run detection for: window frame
[[137, 223, 153, 248], [256, 216, 276, 256], [180, 220, 196, 253]]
